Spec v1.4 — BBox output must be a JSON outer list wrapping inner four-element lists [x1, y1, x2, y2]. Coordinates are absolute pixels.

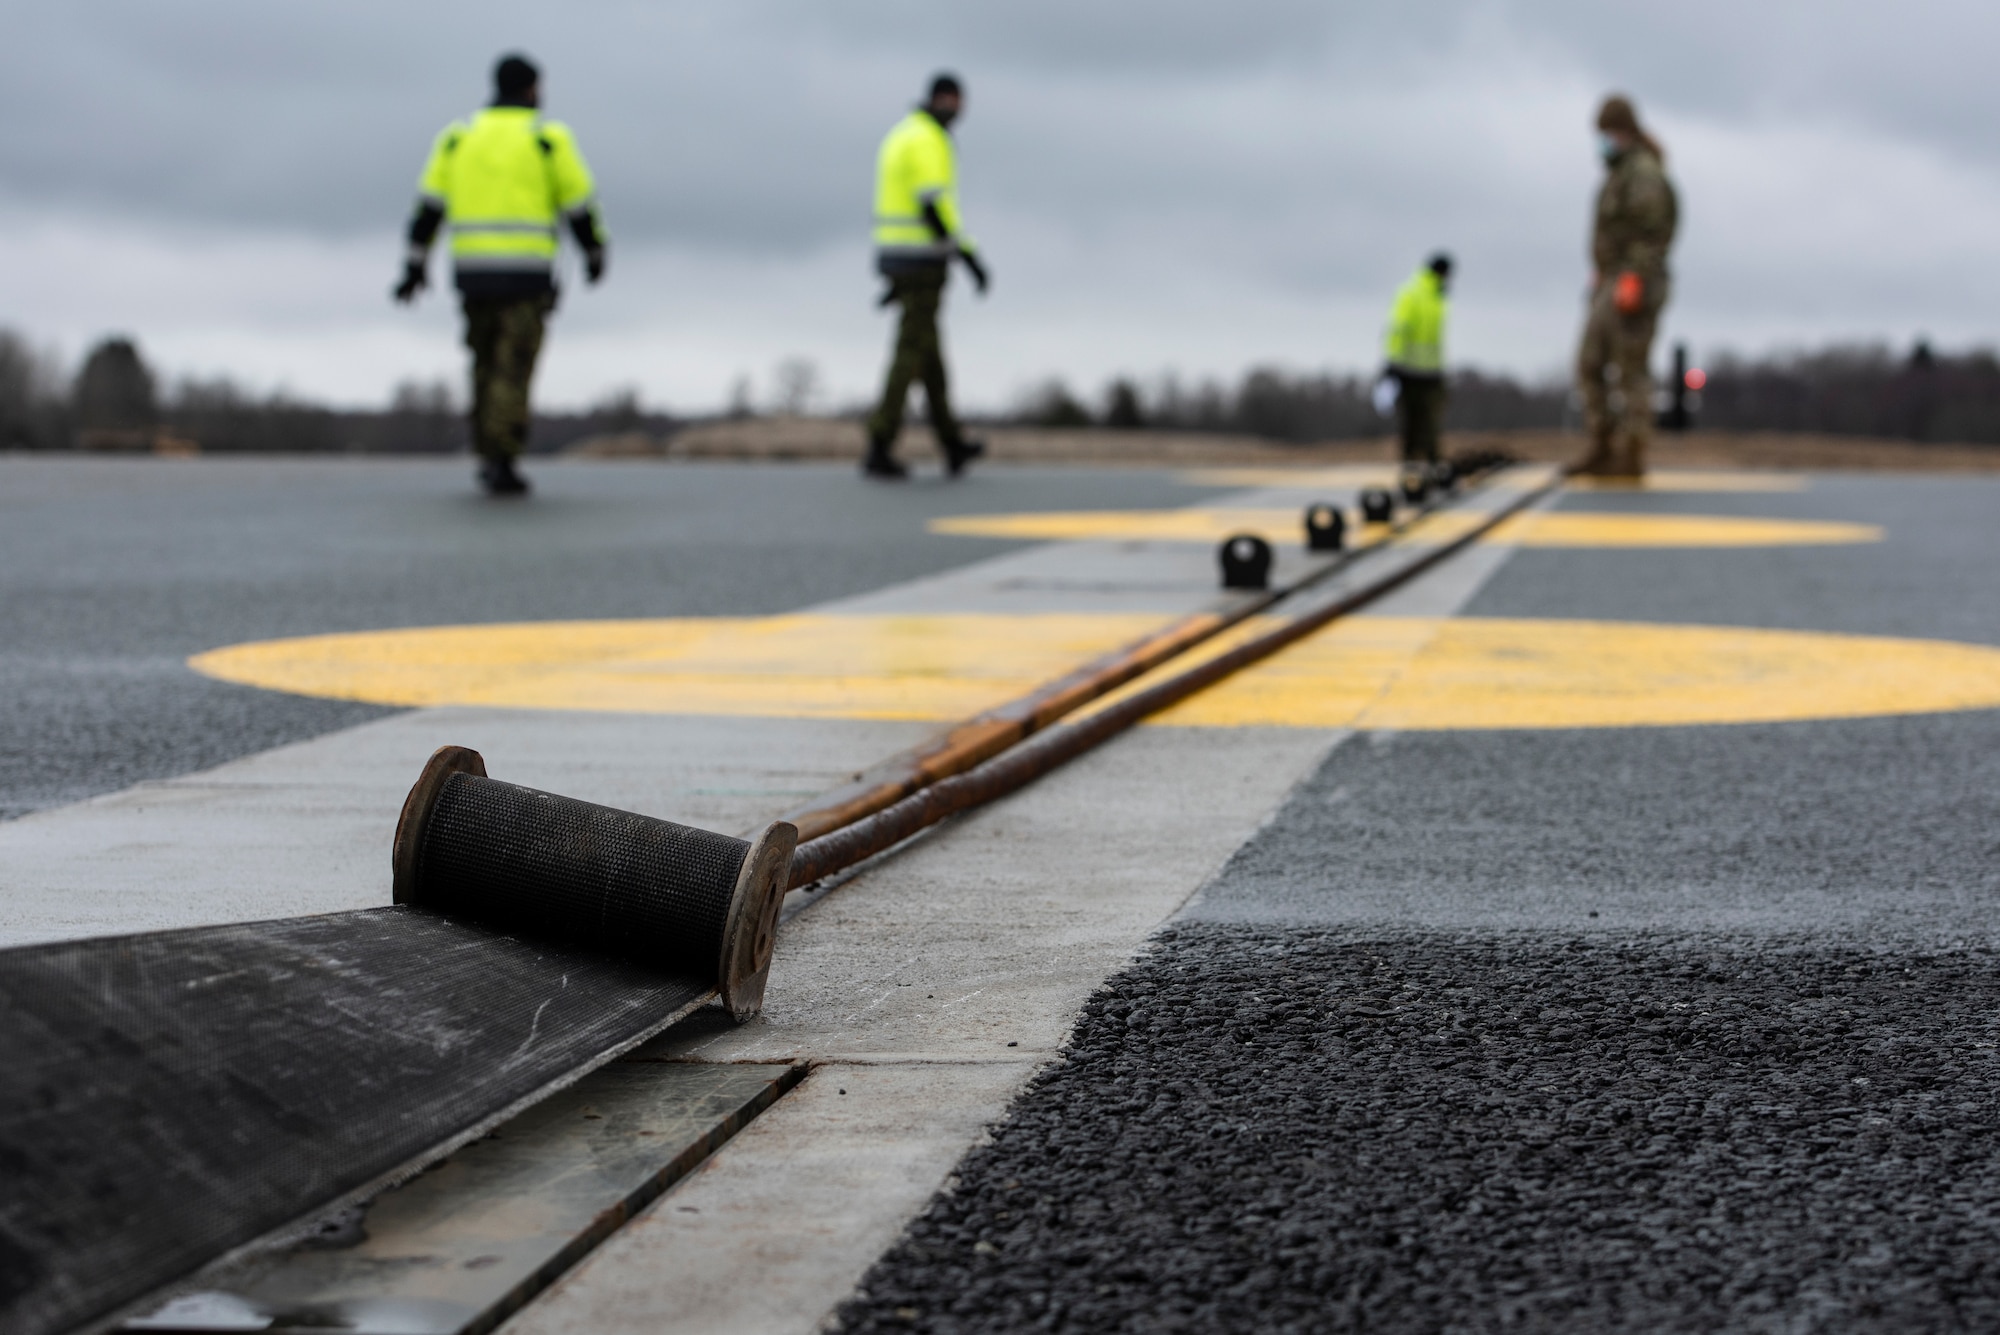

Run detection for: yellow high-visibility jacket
[[417, 107, 600, 284], [873, 110, 975, 270], [1383, 268, 1448, 375]]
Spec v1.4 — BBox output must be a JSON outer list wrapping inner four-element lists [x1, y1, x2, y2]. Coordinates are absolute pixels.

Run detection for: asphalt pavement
[[0, 455, 1218, 820], [836, 473, 2000, 1333], [12, 457, 2000, 1332]]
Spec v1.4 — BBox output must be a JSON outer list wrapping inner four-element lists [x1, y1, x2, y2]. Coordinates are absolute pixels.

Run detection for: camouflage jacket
[[1592, 145, 1677, 281]]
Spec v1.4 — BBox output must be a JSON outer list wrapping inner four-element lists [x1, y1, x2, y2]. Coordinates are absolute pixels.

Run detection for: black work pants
[[1395, 372, 1446, 466]]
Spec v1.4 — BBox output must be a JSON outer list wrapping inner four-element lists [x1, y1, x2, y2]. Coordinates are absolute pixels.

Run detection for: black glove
[[393, 260, 427, 304], [585, 247, 607, 284], [959, 247, 989, 294]]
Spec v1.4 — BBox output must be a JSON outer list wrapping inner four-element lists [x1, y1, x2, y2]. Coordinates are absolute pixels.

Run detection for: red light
[[1684, 367, 1708, 390]]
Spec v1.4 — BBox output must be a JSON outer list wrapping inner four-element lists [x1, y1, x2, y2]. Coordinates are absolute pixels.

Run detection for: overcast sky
[[1, 1, 1995, 411]]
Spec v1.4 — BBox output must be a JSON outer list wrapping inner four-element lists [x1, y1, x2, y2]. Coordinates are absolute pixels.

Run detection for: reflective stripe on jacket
[[418, 108, 600, 276], [872, 110, 974, 264], [1383, 268, 1448, 374]]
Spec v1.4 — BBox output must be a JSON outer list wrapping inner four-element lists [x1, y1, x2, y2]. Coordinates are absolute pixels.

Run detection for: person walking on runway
[[863, 73, 989, 481], [1576, 94, 1677, 478], [394, 54, 608, 497], [1382, 253, 1453, 473]]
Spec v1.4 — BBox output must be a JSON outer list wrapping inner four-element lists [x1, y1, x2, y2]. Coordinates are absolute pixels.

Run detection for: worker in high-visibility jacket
[[863, 73, 989, 480], [394, 54, 607, 497], [1381, 253, 1453, 468]]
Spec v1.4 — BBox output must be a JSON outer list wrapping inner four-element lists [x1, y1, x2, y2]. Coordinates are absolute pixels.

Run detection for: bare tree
[[770, 358, 822, 416]]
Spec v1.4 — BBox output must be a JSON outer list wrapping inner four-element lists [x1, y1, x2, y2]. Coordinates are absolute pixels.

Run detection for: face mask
[[1598, 133, 1622, 163]]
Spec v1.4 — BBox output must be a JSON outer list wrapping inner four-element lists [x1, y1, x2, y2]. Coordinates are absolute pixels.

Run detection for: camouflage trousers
[[463, 294, 554, 462], [1395, 372, 1446, 465], [866, 270, 965, 452], [1576, 278, 1667, 476]]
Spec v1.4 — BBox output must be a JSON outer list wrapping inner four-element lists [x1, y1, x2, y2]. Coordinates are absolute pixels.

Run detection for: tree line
[[0, 331, 673, 454], [1016, 341, 2000, 445], [3, 330, 1996, 452]]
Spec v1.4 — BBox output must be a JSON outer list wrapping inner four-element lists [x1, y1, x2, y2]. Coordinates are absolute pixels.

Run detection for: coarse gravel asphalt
[[0, 455, 1222, 820], [835, 472, 2000, 1333], [840, 927, 2000, 1334]]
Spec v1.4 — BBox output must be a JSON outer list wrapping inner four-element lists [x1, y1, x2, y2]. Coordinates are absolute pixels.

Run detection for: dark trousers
[[463, 294, 554, 462], [1395, 372, 1445, 465], [867, 270, 962, 454]]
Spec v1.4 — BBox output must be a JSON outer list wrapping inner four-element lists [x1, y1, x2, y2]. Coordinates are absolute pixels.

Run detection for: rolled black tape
[[393, 746, 794, 1019]]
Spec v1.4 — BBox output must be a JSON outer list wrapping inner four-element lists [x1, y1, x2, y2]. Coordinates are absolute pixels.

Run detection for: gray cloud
[[0, 0, 1994, 406], [7, 2, 1995, 245]]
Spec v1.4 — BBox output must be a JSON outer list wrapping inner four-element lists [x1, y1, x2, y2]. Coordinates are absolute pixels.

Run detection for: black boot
[[479, 457, 531, 497], [943, 437, 986, 479], [862, 437, 909, 480]]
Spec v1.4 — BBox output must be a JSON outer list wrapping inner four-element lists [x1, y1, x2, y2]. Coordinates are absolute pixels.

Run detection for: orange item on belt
[[1613, 270, 1644, 314]]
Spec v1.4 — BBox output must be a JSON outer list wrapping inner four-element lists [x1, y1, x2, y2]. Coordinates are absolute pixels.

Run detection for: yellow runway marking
[[190, 613, 1174, 720], [194, 613, 2000, 731], [931, 509, 1880, 549], [1485, 512, 1876, 547], [1567, 471, 1807, 492], [1152, 617, 2000, 730], [931, 508, 1346, 546], [1176, 466, 1400, 489], [1177, 467, 1805, 493]]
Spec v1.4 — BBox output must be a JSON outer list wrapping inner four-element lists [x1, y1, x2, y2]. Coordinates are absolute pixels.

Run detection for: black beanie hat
[[495, 54, 539, 100]]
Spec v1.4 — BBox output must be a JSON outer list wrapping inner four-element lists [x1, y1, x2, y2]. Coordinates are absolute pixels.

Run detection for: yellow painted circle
[[1152, 617, 2000, 730], [1566, 471, 1806, 492], [190, 613, 1171, 721], [928, 509, 1880, 549], [191, 613, 2000, 731], [1177, 467, 1805, 493]]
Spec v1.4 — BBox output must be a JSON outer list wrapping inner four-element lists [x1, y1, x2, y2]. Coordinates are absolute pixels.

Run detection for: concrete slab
[[507, 1062, 1034, 1335]]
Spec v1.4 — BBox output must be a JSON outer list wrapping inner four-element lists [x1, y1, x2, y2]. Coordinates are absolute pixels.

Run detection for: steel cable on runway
[[778, 467, 1518, 846], [790, 466, 1565, 886]]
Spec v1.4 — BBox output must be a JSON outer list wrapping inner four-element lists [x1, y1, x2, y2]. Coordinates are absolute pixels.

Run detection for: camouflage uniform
[[866, 269, 965, 451], [1577, 144, 1677, 476], [464, 293, 555, 462]]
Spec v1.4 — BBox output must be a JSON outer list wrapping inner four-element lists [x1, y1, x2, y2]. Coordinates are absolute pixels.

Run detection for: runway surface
[[0, 456, 1213, 819], [836, 472, 2000, 1333], [6, 455, 1999, 1333]]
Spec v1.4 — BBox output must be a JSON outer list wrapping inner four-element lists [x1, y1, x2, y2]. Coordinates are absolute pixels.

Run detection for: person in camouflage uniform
[[1576, 94, 1678, 477]]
